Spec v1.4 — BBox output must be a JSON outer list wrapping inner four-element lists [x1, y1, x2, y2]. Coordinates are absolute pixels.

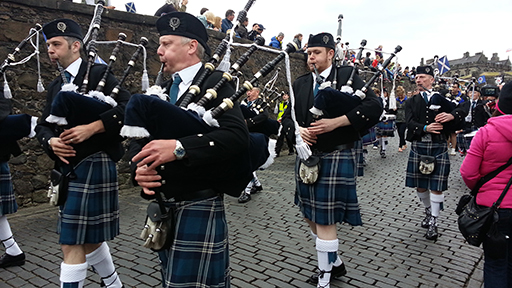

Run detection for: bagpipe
[[0, 24, 42, 141], [309, 44, 402, 119], [122, 38, 299, 196], [44, 0, 149, 130]]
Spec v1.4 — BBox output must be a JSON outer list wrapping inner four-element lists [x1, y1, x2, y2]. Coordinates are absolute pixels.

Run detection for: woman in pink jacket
[[460, 81, 512, 288]]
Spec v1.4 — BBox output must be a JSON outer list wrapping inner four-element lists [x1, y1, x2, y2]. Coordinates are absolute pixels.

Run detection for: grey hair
[[278, 32, 284, 38], [181, 37, 205, 59]]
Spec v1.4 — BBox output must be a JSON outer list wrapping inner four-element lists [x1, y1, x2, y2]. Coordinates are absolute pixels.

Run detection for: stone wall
[[1, 0, 308, 206]]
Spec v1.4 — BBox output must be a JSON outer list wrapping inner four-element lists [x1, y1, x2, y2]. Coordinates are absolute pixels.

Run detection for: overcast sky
[[99, 0, 511, 69]]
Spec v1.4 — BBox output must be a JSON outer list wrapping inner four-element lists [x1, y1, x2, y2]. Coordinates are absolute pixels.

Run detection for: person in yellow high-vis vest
[[274, 93, 295, 156]]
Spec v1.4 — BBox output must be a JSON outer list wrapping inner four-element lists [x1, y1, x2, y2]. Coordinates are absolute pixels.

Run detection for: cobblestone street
[[0, 137, 483, 287]]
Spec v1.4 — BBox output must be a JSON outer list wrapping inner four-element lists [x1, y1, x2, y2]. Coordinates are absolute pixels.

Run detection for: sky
[[92, 0, 511, 69]]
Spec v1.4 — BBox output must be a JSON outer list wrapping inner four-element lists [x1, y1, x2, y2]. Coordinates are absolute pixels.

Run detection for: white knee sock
[[310, 231, 317, 242], [381, 137, 387, 151], [86, 242, 122, 288], [60, 262, 87, 288], [316, 238, 339, 288], [253, 172, 261, 187], [0, 215, 22, 256], [430, 193, 444, 218], [244, 180, 254, 194], [417, 190, 431, 208]]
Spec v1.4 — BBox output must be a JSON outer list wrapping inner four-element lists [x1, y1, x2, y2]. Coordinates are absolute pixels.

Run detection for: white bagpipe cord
[[284, 53, 312, 160], [217, 27, 237, 72], [34, 28, 44, 92], [141, 46, 149, 91], [388, 56, 398, 110], [3, 72, 12, 99]]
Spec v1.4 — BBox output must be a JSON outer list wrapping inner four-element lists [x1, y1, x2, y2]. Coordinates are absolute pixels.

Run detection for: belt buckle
[[421, 134, 432, 142]]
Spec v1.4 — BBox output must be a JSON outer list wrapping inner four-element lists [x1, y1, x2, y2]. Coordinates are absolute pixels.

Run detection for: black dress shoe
[[238, 192, 251, 203], [250, 185, 263, 194], [307, 263, 347, 284], [0, 252, 25, 268]]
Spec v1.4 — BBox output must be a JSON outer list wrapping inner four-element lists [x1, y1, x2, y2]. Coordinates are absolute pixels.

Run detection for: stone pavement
[[0, 137, 484, 287]]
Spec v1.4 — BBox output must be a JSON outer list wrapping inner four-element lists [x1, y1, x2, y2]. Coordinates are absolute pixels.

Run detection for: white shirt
[[171, 62, 202, 101], [65, 57, 83, 83], [311, 64, 333, 91]]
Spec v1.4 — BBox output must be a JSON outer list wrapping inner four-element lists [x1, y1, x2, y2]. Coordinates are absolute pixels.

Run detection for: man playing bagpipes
[[405, 66, 467, 241], [35, 19, 129, 288], [0, 91, 37, 269], [281, 33, 382, 288], [238, 87, 277, 203], [127, 12, 250, 287]]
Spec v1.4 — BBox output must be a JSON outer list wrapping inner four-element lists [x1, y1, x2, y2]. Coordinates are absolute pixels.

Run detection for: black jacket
[[36, 60, 131, 167], [282, 65, 382, 152], [0, 96, 22, 161], [405, 93, 467, 142]]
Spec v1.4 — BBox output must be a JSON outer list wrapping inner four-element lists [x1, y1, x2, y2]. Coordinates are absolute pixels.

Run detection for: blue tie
[[422, 92, 429, 104], [169, 74, 182, 104], [314, 76, 323, 97], [64, 71, 72, 84]]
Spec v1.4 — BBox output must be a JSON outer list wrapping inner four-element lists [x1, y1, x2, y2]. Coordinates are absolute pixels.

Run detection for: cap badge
[[426, 67, 431, 73], [322, 35, 329, 44], [57, 22, 67, 33], [169, 17, 180, 31]]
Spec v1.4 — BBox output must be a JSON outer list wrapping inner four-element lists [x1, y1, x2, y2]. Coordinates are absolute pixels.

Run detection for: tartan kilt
[[294, 149, 362, 226], [362, 127, 377, 146], [354, 140, 364, 177], [375, 120, 395, 137], [0, 162, 17, 216], [162, 195, 229, 288], [456, 132, 474, 152], [58, 152, 120, 245], [405, 141, 450, 191]]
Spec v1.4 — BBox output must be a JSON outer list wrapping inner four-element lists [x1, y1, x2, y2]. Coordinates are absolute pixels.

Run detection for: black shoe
[[307, 263, 347, 285], [238, 192, 251, 203], [0, 252, 25, 268], [421, 207, 432, 228], [425, 218, 438, 240], [250, 185, 262, 194], [380, 151, 386, 158]]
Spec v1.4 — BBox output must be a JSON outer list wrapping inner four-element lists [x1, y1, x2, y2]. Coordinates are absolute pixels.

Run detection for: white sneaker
[[449, 148, 456, 156]]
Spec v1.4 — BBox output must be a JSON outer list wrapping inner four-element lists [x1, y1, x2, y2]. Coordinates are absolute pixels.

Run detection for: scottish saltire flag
[[437, 56, 450, 75], [477, 75, 486, 84], [125, 2, 136, 13], [94, 56, 107, 65]]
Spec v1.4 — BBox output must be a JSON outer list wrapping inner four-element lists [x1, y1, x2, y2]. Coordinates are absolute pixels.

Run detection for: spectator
[[394, 86, 407, 152], [235, 16, 249, 39], [269, 32, 284, 49], [247, 23, 264, 41], [154, 2, 176, 16], [203, 11, 217, 30], [460, 81, 512, 288], [213, 16, 222, 31], [199, 7, 208, 15], [292, 33, 305, 52], [375, 45, 383, 58], [363, 52, 372, 67], [221, 9, 235, 33]]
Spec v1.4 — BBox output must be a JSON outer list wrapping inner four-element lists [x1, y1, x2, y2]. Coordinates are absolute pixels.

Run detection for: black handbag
[[458, 173, 512, 247], [140, 189, 176, 252]]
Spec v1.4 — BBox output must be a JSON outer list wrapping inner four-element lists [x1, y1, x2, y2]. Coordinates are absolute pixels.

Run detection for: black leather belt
[[173, 188, 218, 202], [313, 142, 354, 155]]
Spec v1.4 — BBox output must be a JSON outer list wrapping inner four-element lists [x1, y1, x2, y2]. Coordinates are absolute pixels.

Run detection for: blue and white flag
[[125, 2, 136, 13], [477, 75, 486, 84], [437, 56, 450, 75]]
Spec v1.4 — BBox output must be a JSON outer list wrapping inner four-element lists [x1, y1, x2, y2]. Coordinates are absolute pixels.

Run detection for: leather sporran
[[419, 155, 436, 175], [457, 196, 496, 246], [140, 201, 176, 252], [299, 156, 321, 184], [47, 169, 71, 206]]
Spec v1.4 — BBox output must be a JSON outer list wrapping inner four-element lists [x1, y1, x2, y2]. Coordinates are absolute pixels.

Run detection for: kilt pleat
[[354, 140, 364, 177], [0, 162, 17, 216], [58, 152, 120, 245], [294, 149, 362, 226], [405, 141, 450, 191], [163, 195, 229, 288]]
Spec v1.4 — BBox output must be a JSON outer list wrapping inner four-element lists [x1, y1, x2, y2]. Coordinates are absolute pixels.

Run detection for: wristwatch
[[173, 140, 186, 160]]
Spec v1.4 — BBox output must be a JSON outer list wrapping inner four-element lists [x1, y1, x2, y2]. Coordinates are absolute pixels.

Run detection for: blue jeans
[[483, 209, 512, 288]]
